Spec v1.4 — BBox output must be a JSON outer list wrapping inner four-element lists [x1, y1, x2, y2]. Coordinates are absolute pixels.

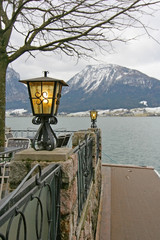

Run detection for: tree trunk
[[0, 57, 8, 147]]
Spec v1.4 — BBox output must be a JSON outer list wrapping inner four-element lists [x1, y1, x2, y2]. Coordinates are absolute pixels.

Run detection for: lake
[[6, 116, 160, 172]]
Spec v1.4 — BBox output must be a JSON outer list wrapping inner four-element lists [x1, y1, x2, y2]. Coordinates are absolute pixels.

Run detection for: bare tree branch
[[0, 0, 160, 62]]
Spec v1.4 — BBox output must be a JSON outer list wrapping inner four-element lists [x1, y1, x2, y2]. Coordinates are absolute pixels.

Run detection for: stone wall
[[71, 128, 102, 239], [9, 128, 102, 240]]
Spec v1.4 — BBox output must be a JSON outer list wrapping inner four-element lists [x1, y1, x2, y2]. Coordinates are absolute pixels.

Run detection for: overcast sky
[[10, 10, 160, 82]]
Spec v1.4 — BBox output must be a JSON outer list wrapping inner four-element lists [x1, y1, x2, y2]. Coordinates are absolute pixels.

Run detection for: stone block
[[61, 158, 74, 185], [79, 230, 85, 240], [9, 161, 29, 190], [72, 202, 78, 237], [60, 178, 78, 215], [72, 131, 90, 147], [14, 148, 73, 162], [58, 154, 78, 186], [9, 160, 53, 190], [70, 153, 78, 177], [84, 219, 92, 239], [60, 214, 72, 240]]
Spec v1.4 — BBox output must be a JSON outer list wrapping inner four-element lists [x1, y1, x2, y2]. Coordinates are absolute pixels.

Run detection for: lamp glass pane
[[42, 82, 54, 114], [42, 82, 54, 98], [29, 82, 42, 114], [29, 82, 41, 98], [42, 98, 53, 114], [32, 99, 43, 114], [53, 82, 62, 115]]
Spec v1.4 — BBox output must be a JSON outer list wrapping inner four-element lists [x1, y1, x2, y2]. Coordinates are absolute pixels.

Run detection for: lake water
[[6, 116, 160, 172]]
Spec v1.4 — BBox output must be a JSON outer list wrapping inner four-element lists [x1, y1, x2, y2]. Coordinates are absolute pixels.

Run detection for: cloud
[[10, 9, 160, 81], [11, 52, 86, 81]]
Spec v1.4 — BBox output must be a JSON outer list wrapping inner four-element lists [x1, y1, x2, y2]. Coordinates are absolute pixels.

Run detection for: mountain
[[59, 64, 160, 113], [5, 64, 160, 114], [6, 67, 30, 111]]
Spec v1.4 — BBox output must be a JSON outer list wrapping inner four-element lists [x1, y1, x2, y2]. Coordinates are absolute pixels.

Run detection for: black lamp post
[[19, 71, 68, 151], [90, 110, 98, 128]]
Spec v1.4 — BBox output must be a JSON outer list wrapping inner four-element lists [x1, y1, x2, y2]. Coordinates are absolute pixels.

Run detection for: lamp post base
[[32, 116, 58, 151], [91, 120, 97, 128]]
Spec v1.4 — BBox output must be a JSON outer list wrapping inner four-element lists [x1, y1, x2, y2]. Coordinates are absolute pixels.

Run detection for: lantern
[[19, 71, 68, 150], [90, 110, 98, 128]]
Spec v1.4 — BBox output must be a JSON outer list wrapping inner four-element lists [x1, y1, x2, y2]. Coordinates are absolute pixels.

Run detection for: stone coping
[[14, 147, 74, 162]]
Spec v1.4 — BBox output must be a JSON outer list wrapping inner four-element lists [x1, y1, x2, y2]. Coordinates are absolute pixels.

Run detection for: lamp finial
[[44, 71, 49, 77]]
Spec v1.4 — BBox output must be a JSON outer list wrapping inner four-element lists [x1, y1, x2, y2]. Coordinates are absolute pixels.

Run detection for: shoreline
[[5, 114, 160, 118], [5, 107, 160, 118]]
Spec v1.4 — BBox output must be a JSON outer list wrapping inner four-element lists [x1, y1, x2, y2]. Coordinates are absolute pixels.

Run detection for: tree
[[0, 0, 160, 146]]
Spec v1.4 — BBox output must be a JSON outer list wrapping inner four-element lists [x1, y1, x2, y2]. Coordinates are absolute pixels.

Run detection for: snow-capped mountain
[[59, 64, 160, 113], [64, 64, 153, 94], [5, 64, 160, 114], [6, 67, 30, 111]]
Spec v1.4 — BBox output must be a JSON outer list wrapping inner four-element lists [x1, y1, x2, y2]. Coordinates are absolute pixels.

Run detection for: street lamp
[[19, 71, 68, 151], [90, 110, 98, 128]]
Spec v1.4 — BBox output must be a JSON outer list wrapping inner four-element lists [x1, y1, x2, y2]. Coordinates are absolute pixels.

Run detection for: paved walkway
[[96, 164, 160, 240]]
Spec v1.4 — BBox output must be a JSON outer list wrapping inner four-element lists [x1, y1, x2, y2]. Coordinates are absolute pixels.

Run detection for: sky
[[10, 9, 160, 82]]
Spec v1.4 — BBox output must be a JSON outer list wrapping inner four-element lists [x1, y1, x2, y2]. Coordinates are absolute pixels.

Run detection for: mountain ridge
[[59, 64, 160, 112], [5, 64, 160, 113]]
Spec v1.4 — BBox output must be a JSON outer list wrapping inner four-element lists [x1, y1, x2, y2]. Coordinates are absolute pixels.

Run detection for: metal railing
[[0, 164, 61, 240], [74, 135, 93, 219], [0, 162, 10, 200], [5, 129, 74, 148]]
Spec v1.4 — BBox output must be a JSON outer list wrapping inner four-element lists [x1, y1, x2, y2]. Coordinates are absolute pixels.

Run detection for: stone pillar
[[9, 147, 78, 240], [9, 148, 74, 190]]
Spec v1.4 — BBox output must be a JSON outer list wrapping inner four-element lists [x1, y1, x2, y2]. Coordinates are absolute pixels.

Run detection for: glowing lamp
[[90, 110, 98, 128], [20, 71, 68, 117], [19, 71, 68, 151]]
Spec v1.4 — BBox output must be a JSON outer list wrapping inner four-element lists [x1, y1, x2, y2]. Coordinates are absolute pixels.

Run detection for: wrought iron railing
[[8, 129, 72, 137], [0, 164, 61, 240], [5, 129, 74, 148], [74, 135, 93, 219]]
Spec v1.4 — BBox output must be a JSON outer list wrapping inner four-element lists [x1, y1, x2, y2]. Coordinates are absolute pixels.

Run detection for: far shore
[[5, 107, 160, 118]]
